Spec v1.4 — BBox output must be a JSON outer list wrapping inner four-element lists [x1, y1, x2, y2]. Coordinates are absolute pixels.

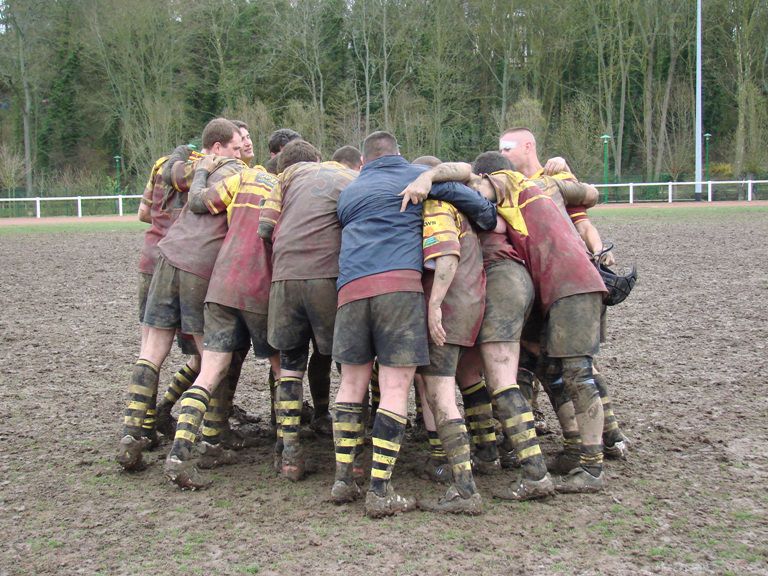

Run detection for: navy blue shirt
[[336, 155, 496, 290]]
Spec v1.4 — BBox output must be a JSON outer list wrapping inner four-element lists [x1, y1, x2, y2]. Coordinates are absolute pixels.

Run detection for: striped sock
[[162, 363, 199, 405], [333, 402, 364, 483], [123, 359, 159, 439], [437, 418, 477, 497], [492, 384, 547, 479], [170, 385, 211, 459], [461, 379, 497, 461], [370, 408, 407, 496]]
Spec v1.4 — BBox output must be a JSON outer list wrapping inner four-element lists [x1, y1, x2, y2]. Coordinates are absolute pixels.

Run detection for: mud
[[1, 207, 767, 575]]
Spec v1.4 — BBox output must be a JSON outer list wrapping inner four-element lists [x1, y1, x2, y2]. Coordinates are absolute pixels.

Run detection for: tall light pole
[[601, 134, 611, 203], [114, 155, 121, 195], [704, 133, 711, 181], [694, 0, 703, 201]]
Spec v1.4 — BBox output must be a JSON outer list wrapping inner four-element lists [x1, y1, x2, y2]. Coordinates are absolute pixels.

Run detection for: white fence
[[1, 180, 767, 218]]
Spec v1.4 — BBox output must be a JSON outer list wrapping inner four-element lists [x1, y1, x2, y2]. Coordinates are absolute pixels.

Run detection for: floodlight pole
[[694, 0, 703, 201], [601, 134, 611, 203], [114, 155, 121, 195]]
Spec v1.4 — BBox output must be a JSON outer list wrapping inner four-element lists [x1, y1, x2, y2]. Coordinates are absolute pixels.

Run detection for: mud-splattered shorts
[[476, 259, 534, 344], [142, 256, 208, 336], [138, 272, 153, 322], [417, 342, 462, 376], [333, 291, 429, 367], [543, 292, 602, 358], [267, 279, 337, 355], [203, 302, 275, 358]]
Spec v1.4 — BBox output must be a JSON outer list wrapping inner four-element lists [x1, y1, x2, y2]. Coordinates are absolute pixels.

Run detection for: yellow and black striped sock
[[580, 443, 604, 476], [427, 430, 446, 460], [162, 363, 199, 406], [563, 429, 582, 454], [170, 385, 211, 459], [594, 369, 622, 445], [223, 350, 247, 420], [492, 384, 547, 479], [275, 377, 303, 449], [123, 359, 159, 439], [268, 369, 277, 427], [201, 385, 228, 445], [461, 379, 497, 461], [333, 402, 364, 483], [437, 418, 477, 497], [370, 408, 407, 496], [369, 362, 380, 418], [414, 388, 424, 425], [141, 396, 157, 439]]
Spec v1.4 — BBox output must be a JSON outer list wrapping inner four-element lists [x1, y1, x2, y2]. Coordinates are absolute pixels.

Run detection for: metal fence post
[[668, 182, 673, 203], [748, 180, 753, 201], [35, 197, 40, 218], [77, 197, 82, 218], [118, 195, 124, 216], [629, 184, 634, 204], [707, 181, 712, 202]]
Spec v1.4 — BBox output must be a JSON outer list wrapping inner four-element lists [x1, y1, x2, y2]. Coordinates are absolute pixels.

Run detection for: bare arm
[[399, 162, 473, 211], [427, 254, 459, 346], [575, 220, 615, 266], [138, 202, 152, 223]]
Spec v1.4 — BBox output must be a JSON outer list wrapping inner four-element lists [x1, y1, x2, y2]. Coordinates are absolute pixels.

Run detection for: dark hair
[[362, 131, 398, 162], [412, 155, 441, 167], [231, 120, 249, 130], [472, 151, 513, 174], [331, 145, 362, 169], [202, 118, 239, 150], [268, 128, 302, 154], [277, 140, 321, 172]]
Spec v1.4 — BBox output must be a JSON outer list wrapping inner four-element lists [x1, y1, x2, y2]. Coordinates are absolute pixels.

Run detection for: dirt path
[[0, 210, 766, 575]]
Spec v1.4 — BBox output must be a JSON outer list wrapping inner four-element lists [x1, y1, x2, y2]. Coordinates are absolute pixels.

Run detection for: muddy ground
[[1, 206, 766, 576]]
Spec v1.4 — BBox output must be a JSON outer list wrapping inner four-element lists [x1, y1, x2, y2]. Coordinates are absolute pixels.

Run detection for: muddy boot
[[231, 403, 260, 425], [547, 430, 582, 474], [275, 376, 305, 480], [155, 399, 177, 438], [604, 433, 631, 460], [280, 444, 306, 482], [220, 424, 259, 450], [555, 467, 604, 493], [497, 434, 521, 469], [309, 412, 333, 437], [419, 456, 452, 484], [164, 453, 212, 490], [116, 435, 151, 471], [331, 402, 365, 504], [492, 472, 555, 501], [365, 484, 417, 519], [420, 484, 483, 515], [197, 440, 239, 469]]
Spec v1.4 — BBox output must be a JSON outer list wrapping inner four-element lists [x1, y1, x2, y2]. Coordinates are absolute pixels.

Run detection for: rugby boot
[[471, 453, 501, 475], [365, 484, 417, 519], [115, 435, 151, 471], [419, 484, 483, 516], [331, 480, 363, 504], [492, 472, 555, 501], [154, 399, 177, 437], [547, 447, 582, 475], [309, 412, 333, 437], [164, 454, 212, 490], [555, 467, 604, 494], [220, 424, 259, 450], [604, 438, 630, 460], [197, 441, 239, 469], [419, 456, 452, 485], [280, 444, 306, 482]]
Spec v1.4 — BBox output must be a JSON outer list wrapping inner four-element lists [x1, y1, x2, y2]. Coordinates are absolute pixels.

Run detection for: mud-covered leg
[[428, 419, 483, 515], [539, 355, 582, 474], [555, 357, 605, 493], [155, 362, 200, 437], [308, 350, 333, 435], [594, 363, 630, 459], [461, 379, 499, 473], [197, 383, 239, 469], [117, 360, 159, 470], [163, 385, 212, 489], [331, 402, 364, 503], [275, 376, 305, 481]]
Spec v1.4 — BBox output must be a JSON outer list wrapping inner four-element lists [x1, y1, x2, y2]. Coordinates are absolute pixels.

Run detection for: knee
[[561, 357, 600, 408], [281, 344, 309, 373]]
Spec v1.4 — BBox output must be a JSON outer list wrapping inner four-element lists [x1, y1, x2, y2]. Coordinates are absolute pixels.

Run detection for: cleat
[[116, 435, 150, 471], [499, 449, 520, 470], [364, 484, 417, 519], [533, 409, 551, 436], [555, 467, 604, 494], [280, 445, 305, 482], [604, 439, 629, 460], [493, 472, 555, 501], [331, 480, 362, 504], [163, 455, 212, 490], [197, 441, 239, 469], [300, 401, 314, 425], [155, 401, 177, 437], [418, 456, 452, 485], [220, 426, 259, 450], [144, 429, 161, 451], [471, 454, 501, 475], [419, 485, 484, 515], [309, 413, 333, 437], [547, 449, 581, 475]]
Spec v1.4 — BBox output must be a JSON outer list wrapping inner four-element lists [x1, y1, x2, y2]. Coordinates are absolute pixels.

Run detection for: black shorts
[[417, 342, 462, 377], [476, 260, 534, 344], [203, 302, 276, 358], [332, 292, 429, 367], [545, 292, 602, 358], [138, 272, 153, 322], [267, 279, 337, 355], [143, 256, 208, 336]]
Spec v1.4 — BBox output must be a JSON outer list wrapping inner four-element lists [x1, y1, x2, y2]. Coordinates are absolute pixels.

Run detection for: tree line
[[0, 0, 766, 196]]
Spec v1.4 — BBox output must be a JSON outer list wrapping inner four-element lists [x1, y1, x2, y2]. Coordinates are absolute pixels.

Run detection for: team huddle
[[117, 118, 636, 518]]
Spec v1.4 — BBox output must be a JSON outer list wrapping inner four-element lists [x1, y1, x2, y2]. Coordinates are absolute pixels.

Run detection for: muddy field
[[1, 205, 766, 576]]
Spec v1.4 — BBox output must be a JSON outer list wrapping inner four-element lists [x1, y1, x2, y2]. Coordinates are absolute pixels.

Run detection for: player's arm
[[428, 255, 459, 346], [187, 155, 222, 214], [573, 215, 615, 266], [556, 179, 598, 208], [257, 176, 285, 241], [400, 162, 473, 210], [429, 181, 497, 231]]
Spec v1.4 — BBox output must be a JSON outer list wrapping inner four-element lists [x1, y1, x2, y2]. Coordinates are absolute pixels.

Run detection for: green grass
[[0, 219, 147, 235]]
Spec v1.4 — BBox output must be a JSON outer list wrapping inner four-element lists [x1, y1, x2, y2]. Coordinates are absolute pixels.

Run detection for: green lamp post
[[600, 134, 611, 202], [114, 155, 122, 195], [704, 133, 711, 181]]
